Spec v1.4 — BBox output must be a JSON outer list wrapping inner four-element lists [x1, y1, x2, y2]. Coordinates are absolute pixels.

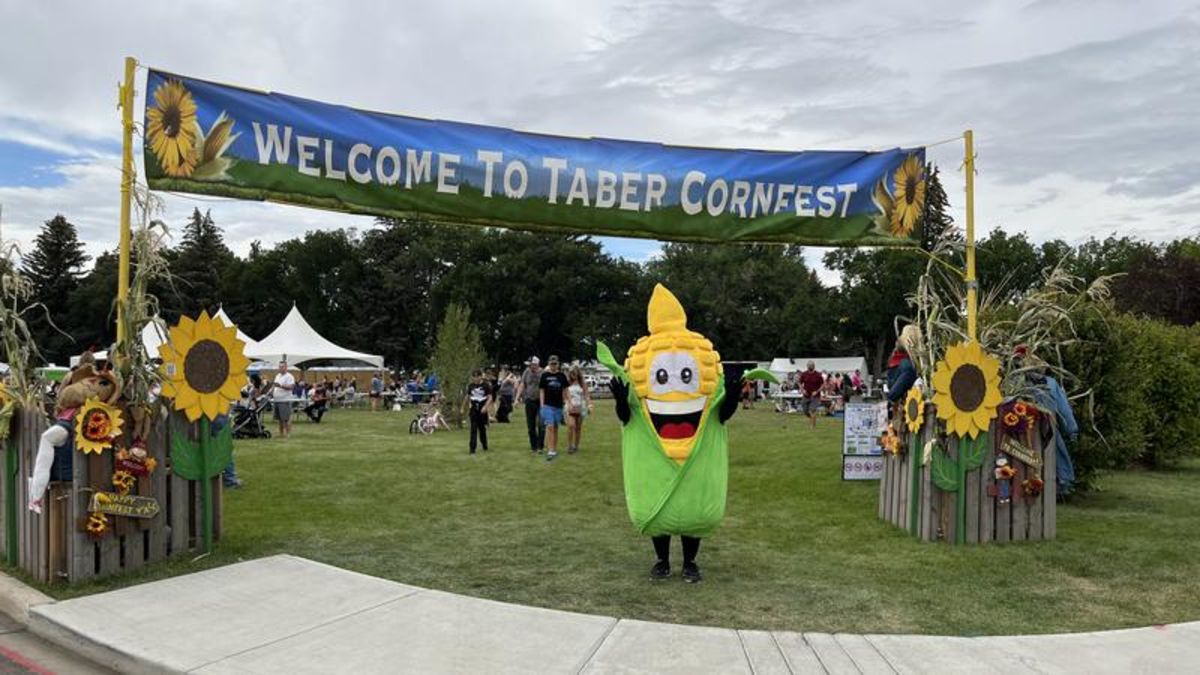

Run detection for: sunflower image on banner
[[146, 78, 238, 181], [870, 154, 927, 238], [928, 341, 1002, 544], [158, 310, 246, 553]]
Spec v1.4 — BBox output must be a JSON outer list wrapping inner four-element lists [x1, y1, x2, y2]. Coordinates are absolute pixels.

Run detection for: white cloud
[[0, 0, 1197, 278]]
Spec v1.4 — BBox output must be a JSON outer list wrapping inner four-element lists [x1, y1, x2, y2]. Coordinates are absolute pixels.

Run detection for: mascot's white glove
[[28, 424, 68, 514]]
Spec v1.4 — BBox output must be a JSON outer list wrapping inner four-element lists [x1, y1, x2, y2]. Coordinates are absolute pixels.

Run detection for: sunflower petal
[[183, 404, 202, 423], [229, 353, 250, 375], [174, 316, 197, 341], [931, 366, 951, 394], [219, 378, 242, 401], [174, 385, 199, 411], [945, 345, 964, 369], [200, 393, 220, 421]]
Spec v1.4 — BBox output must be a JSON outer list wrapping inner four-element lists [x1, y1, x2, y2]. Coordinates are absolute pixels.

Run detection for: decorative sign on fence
[[89, 493, 161, 519], [842, 401, 888, 481], [843, 455, 885, 480], [1001, 436, 1041, 468], [843, 402, 888, 456], [143, 69, 927, 246]]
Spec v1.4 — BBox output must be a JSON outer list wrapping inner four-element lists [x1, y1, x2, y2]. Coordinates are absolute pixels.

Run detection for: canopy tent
[[244, 305, 383, 368], [768, 356, 869, 391], [139, 308, 259, 357]]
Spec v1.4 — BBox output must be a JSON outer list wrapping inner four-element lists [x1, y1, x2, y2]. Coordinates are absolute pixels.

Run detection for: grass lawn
[[43, 405, 1200, 636]]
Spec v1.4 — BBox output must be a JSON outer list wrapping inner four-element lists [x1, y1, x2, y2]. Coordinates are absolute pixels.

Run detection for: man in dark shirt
[[463, 369, 493, 455], [799, 361, 824, 429], [539, 355, 569, 461]]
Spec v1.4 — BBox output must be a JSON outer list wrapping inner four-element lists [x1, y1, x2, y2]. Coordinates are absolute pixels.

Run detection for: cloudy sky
[[0, 0, 1196, 280]]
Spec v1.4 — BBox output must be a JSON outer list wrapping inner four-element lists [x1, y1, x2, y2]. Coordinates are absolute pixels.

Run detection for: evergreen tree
[[168, 208, 236, 317], [23, 214, 89, 362]]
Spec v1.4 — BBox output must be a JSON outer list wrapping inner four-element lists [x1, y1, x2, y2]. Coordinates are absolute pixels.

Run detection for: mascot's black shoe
[[650, 560, 671, 580], [682, 562, 702, 583]]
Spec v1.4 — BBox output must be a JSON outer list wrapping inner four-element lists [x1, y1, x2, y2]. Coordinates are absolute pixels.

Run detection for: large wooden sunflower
[[159, 311, 249, 422], [931, 341, 1001, 439], [75, 397, 124, 454]]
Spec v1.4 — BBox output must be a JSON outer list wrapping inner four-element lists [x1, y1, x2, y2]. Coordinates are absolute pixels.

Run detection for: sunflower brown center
[[904, 176, 917, 205], [949, 364, 986, 413], [183, 340, 230, 394], [163, 105, 181, 138], [906, 399, 919, 421]]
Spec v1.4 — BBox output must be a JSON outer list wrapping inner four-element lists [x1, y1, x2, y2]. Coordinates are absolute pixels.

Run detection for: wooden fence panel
[[1043, 418, 1057, 540], [10, 407, 223, 583], [1012, 459, 1028, 542], [147, 413, 169, 563], [979, 436, 995, 544]]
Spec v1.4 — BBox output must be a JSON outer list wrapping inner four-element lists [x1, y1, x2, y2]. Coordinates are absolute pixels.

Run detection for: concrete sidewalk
[[25, 555, 1200, 674]]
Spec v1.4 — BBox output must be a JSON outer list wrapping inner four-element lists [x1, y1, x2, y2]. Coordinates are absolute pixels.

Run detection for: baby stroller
[[232, 395, 272, 439]]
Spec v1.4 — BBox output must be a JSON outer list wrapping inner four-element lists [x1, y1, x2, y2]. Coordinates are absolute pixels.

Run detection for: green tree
[[648, 243, 832, 361], [975, 229, 1040, 297], [167, 208, 236, 317], [67, 250, 120, 356], [429, 303, 486, 426], [23, 214, 90, 362]]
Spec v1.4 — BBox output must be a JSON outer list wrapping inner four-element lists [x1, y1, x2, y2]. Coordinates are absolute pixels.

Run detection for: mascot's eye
[[680, 368, 693, 384], [655, 369, 669, 385]]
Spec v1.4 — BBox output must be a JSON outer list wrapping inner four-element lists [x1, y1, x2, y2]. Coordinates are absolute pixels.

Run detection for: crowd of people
[[465, 355, 595, 460], [776, 363, 866, 428]]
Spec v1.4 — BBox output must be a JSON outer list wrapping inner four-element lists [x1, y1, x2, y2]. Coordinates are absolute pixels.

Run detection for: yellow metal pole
[[963, 129, 977, 342], [116, 56, 137, 344]]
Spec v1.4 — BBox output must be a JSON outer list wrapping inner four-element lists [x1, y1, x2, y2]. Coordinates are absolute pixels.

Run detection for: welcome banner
[[144, 68, 927, 246]]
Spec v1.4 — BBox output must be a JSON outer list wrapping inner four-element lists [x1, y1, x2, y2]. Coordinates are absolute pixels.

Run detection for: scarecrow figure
[[28, 354, 122, 513], [993, 455, 1016, 504], [598, 284, 773, 583]]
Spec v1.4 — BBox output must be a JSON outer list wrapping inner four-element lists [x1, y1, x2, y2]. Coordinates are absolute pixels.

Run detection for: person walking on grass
[[564, 366, 593, 454], [539, 355, 569, 461], [516, 357, 545, 454], [370, 371, 384, 411], [463, 369, 493, 455], [271, 361, 296, 439], [799, 361, 824, 429]]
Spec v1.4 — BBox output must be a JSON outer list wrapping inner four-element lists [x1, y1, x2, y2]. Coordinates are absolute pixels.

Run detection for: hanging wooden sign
[[89, 493, 161, 519], [1001, 436, 1040, 468]]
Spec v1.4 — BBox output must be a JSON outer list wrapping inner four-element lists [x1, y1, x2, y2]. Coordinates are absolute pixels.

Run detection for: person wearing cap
[[515, 356, 545, 453], [538, 355, 570, 461]]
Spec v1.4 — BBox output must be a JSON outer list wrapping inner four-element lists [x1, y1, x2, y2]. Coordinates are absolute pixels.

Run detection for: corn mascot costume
[[597, 284, 776, 583]]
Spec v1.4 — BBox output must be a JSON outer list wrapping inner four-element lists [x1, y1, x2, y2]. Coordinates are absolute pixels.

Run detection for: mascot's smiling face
[[625, 284, 721, 462]]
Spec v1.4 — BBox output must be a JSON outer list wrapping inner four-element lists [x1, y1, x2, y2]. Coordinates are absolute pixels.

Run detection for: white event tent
[[244, 304, 383, 368], [768, 356, 869, 391]]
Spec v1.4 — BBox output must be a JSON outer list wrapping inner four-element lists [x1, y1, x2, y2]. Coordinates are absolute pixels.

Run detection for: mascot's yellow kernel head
[[624, 284, 721, 462]]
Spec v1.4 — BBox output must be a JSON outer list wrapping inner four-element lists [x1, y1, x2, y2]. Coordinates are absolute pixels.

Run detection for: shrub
[[1065, 310, 1200, 481]]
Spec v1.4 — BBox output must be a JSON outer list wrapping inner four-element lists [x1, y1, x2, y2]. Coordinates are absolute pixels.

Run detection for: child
[[565, 367, 592, 454], [463, 369, 493, 454]]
